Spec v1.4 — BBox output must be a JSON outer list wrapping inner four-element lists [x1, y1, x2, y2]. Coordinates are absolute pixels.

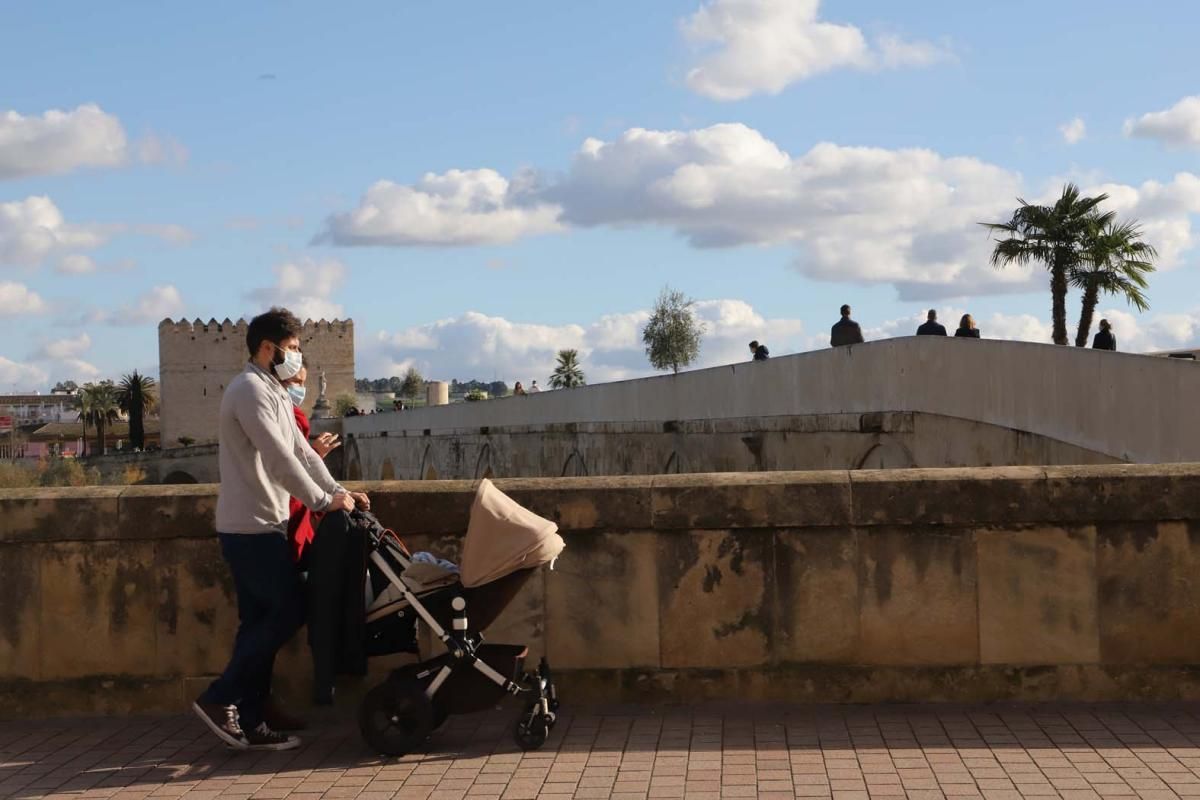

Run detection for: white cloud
[[0, 356, 48, 390], [136, 132, 189, 166], [0, 281, 46, 316], [36, 332, 91, 360], [0, 196, 106, 267], [366, 298, 808, 384], [105, 284, 185, 325], [57, 254, 97, 275], [0, 104, 127, 180], [321, 123, 1200, 299], [681, 0, 950, 101], [863, 305, 1200, 353], [864, 307, 1051, 343], [0, 196, 191, 270], [1060, 117, 1086, 145], [1125, 95, 1200, 149], [317, 169, 562, 247], [1083, 173, 1200, 268], [546, 123, 1031, 298], [1094, 307, 1200, 353], [246, 258, 347, 321]]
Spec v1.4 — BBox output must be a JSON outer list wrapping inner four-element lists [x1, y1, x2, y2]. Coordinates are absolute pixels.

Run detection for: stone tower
[[158, 317, 355, 448]]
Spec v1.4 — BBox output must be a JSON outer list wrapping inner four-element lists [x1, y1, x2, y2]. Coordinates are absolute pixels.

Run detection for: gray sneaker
[[244, 722, 301, 751], [192, 701, 248, 750]]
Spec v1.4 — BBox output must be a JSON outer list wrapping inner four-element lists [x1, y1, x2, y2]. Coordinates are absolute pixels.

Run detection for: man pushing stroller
[[192, 307, 368, 751]]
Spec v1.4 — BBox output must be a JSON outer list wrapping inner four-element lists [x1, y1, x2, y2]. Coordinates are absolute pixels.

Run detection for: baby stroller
[[355, 479, 565, 756]]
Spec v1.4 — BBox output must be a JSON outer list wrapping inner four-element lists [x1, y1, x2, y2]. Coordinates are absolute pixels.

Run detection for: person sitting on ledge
[[749, 340, 770, 361], [954, 314, 981, 338]]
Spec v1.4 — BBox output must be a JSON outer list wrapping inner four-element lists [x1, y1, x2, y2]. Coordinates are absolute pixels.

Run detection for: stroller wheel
[[513, 703, 549, 751], [358, 678, 434, 757]]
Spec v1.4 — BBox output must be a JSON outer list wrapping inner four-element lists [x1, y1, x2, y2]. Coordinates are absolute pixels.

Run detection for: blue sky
[[3, 0, 1200, 390]]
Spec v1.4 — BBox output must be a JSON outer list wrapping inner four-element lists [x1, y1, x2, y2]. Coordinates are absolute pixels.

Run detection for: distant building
[[0, 392, 79, 427], [158, 317, 355, 448]]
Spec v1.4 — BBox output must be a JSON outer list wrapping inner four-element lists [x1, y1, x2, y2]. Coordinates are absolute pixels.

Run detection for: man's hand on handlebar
[[350, 491, 371, 511]]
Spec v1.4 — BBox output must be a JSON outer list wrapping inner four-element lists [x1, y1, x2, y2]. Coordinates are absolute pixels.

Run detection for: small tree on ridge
[[642, 286, 704, 374]]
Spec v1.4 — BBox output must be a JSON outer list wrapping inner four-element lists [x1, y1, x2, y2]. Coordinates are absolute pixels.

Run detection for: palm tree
[[983, 183, 1114, 345], [77, 382, 120, 456], [1070, 220, 1157, 346], [116, 371, 158, 450], [549, 349, 586, 389]]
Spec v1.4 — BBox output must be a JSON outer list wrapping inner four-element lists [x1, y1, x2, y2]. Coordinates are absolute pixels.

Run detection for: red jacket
[[288, 406, 317, 562]]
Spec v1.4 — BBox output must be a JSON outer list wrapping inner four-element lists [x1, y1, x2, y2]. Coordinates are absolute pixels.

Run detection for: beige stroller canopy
[[460, 479, 565, 588]]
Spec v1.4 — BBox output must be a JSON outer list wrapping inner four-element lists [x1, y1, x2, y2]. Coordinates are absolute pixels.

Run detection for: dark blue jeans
[[200, 532, 303, 730]]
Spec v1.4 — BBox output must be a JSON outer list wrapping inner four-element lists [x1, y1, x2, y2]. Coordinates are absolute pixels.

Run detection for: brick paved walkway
[[3, 704, 1200, 800]]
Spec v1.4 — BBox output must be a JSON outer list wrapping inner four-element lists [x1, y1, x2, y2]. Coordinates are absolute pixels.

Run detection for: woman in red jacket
[[283, 361, 341, 562]]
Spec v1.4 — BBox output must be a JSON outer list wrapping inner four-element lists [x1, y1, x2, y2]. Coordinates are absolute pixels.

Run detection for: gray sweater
[[215, 362, 344, 534]]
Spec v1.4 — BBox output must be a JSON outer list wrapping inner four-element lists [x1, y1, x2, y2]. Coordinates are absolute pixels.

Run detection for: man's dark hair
[[246, 307, 302, 356], [749, 340, 759, 349], [840, 304, 851, 317]]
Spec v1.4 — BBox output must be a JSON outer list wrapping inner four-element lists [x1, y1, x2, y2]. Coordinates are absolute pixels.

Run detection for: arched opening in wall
[[380, 459, 395, 481], [345, 437, 363, 481], [561, 450, 588, 477], [162, 470, 198, 485], [474, 444, 494, 480], [419, 444, 439, 481], [855, 439, 917, 470]]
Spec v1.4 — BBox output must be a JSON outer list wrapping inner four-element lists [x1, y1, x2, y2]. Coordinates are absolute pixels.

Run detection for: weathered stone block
[[849, 467, 1047, 527], [978, 526, 1099, 665], [545, 532, 660, 669], [651, 472, 852, 530], [0, 487, 123, 543], [772, 529, 859, 663], [856, 528, 978, 665], [1097, 521, 1200, 663], [1044, 464, 1200, 523], [154, 538, 238, 677], [658, 530, 772, 668], [0, 544, 41, 679], [479, 568, 546, 662], [118, 485, 217, 540], [39, 541, 159, 679]]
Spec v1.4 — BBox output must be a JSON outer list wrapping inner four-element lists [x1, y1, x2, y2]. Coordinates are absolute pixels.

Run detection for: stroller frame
[[358, 521, 560, 756]]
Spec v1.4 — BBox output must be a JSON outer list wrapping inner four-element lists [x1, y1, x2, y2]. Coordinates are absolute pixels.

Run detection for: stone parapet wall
[[2, 464, 1200, 716]]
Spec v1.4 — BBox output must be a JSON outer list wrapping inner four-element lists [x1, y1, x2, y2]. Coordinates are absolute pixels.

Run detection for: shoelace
[[253, 723, 287, 741], [224, 706, 245, 736]]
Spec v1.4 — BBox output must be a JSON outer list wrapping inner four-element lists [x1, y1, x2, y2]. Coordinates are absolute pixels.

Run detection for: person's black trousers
[[200, 531, 303, 729], [304, 511, 368, 702]]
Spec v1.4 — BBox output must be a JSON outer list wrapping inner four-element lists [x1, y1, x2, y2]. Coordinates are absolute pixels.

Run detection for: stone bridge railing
[[2, 464, 1200, 716]]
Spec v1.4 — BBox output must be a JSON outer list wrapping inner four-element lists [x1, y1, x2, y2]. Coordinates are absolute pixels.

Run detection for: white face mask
[[287, 384, 306, 407], [272, 345, 303, 381]]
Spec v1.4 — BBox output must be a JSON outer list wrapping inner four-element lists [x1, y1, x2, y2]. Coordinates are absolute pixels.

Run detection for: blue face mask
[[287, 384, 306, 407]]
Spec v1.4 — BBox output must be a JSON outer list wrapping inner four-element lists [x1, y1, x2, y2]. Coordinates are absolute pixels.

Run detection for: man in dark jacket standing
[[916, 310, 947, 336], [831, 305, 865, 347]]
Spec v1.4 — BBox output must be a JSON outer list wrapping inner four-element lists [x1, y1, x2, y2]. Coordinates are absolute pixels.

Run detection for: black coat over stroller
[[353, 479, 565, 756]]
